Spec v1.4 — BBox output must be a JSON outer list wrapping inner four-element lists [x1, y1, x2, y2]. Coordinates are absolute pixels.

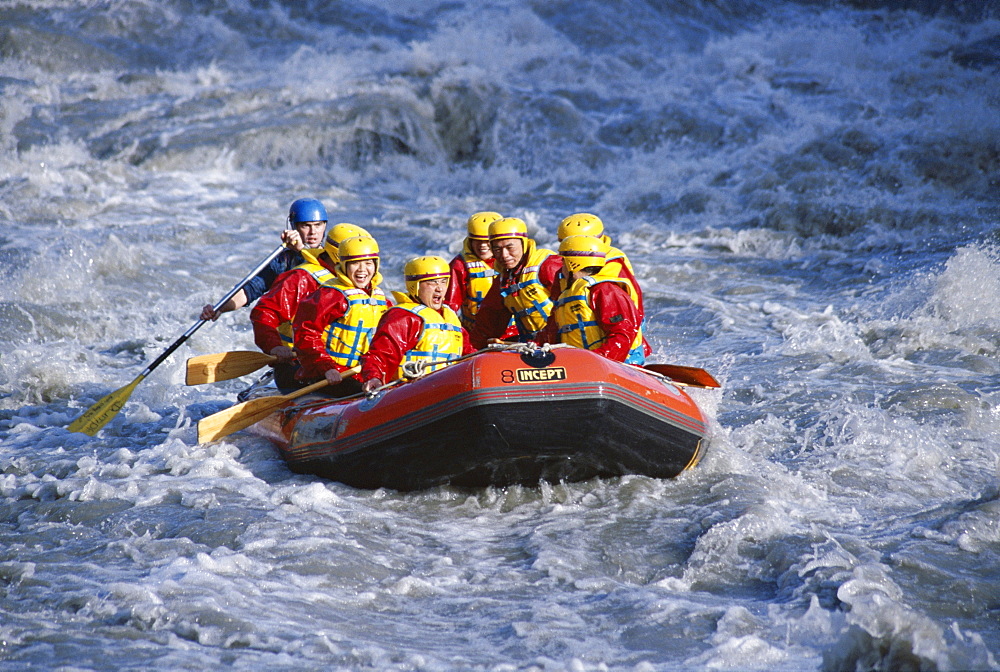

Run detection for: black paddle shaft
[[137, 243, 287, 379]]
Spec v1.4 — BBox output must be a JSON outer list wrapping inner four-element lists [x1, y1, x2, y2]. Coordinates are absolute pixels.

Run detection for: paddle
[[197, 366, 361, 443], [643, 363, 720, 388], [67, 243, 289, 436], [186, 351, 278, 385]]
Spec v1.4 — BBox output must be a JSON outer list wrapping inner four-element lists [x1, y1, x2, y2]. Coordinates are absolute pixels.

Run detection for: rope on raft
[[365, 342, 573, 397], [270, 342, 590, 409], [400, 341, 571, 381]]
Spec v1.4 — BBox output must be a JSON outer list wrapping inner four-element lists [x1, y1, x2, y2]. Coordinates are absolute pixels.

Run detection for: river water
[[2, 1, 999, 670]]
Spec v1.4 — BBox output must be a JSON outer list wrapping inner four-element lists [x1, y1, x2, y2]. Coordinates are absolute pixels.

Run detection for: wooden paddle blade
[[67, 375, 145, 435], [196, 389, 309, 443], [197, 366, 360, 443], [643, 363, 720, 388], [186, 351, 277, 385]]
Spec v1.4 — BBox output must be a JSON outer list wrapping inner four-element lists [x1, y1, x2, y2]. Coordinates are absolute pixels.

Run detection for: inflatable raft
[[252, 347, 709, 491]]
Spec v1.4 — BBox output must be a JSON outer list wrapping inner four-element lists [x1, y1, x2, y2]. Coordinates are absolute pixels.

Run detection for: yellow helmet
[[404, 255, 451, 297], [557, 213, 604, 241], [467, 211, 503, 241], [559, 235, 608, 273], [324, 223, 371, 262], [488, 217, 529, 242], [337, 235, 379, 275]]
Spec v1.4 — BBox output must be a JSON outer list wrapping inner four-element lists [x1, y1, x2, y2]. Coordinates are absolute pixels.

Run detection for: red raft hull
[[255, 348, 707, 491]]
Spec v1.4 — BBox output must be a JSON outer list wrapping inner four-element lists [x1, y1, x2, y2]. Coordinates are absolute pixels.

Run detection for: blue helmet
[[288, 198, 328, 226]]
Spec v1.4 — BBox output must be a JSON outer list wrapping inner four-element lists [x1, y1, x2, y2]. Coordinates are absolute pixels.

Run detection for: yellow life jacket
[[603, 236, 636, 276], [393, 301, 465, 379], [276, 260, 337, 348], [458, 243, 497, 328], [604, 236, 645, 323], [552, 270, 645, 364], [499, 241, 556, 337], [555, 239, 642, 315], [299, 247, 323, 265], [318, 275, 389, 368]]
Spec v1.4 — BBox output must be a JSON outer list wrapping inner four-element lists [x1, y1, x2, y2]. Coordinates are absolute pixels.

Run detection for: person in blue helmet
[[200, 197, 329, 321]]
